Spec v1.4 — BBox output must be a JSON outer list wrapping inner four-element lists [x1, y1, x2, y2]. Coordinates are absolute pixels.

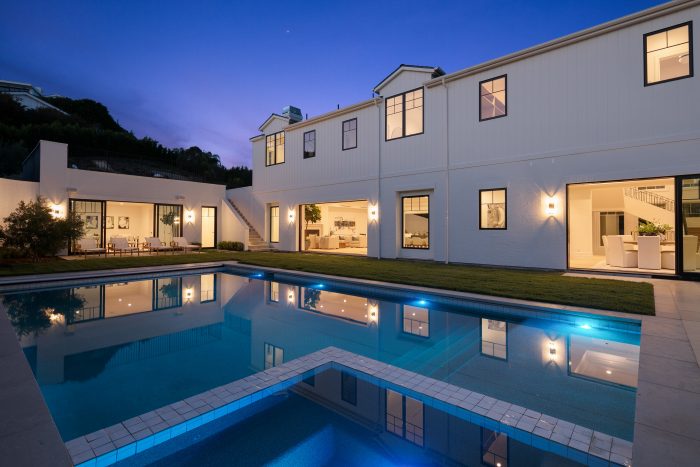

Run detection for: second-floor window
[[303, 130, 316, 158], [265, 132, 285, 166], [644, 22, 693, 86], [386, 88, 424, 140], [342, 118, 357, 150], [479, 75, 507, 121]]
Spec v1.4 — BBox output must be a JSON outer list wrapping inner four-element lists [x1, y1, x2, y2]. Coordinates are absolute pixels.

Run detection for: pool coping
[[65, 347, 633, 467]]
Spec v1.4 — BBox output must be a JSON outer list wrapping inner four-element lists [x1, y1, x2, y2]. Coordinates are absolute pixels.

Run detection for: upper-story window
[[342, 118, 357, 150], [644, 22, 693, 86], [303, 130, 316, 159], [386, 88, 424, 140], [265, 132, 285, 166], [479, 75, 507, 121]]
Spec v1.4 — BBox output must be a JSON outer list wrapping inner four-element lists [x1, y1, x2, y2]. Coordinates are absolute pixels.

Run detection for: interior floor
[[306, 247, 367, 256], [569, 255, 675, 275]]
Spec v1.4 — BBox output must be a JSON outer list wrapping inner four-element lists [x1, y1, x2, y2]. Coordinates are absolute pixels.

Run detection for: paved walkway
[[567, 274, 700, 466]]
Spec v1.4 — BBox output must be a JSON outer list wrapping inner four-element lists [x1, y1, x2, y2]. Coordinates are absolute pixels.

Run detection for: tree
[[0, 197, 84, 261], [304, 204, 322, 230], [3, 289, 86, 337]]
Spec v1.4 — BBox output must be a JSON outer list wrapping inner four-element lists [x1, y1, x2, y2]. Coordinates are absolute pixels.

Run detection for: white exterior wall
[[232, 2, 700, 268], [0, 140, 246, 247]]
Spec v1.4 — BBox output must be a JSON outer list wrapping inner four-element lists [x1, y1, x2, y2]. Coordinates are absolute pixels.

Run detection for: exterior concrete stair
[[229, 201, 275, 252]]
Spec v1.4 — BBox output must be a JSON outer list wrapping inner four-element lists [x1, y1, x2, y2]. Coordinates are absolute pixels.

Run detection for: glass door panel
[[201, 206, 216, 248], [680, 177, 700, 273], [70, 199, 105, 251], [155, 204, 182, 245]]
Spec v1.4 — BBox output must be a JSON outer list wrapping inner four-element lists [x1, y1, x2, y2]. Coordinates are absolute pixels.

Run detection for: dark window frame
[[643, 21, 694, 87], [385, 389, 425, 447], [341, 371, 357, 405], [265, 131, 285, 166], [303, 130, 316, 159], [478, 74, 508, 122], [401, 305, 430, 338], [342, 118, 358, 151], [385, 87, 425, 141], [478, 188, 508, 230], [401, 194, 430, 250]]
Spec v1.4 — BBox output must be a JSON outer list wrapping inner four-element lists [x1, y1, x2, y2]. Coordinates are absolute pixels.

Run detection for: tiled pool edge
[[67, 347, 632, 467]]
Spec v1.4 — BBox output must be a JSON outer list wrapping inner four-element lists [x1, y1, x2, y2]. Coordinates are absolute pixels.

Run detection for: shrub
[[0, 197, 84, 261], [218, 241, 244, 251]]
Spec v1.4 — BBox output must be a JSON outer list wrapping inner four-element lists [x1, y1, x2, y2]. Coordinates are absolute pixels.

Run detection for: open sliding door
[[69, 199, 106, 252], [678, 175, 700, 278], [155, 204, 182, 245]]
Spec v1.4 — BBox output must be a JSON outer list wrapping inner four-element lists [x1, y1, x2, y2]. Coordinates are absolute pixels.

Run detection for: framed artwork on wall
[[118, 216, 130, 229], [85, 215, 98, 229], [106, 216, 114, 229]]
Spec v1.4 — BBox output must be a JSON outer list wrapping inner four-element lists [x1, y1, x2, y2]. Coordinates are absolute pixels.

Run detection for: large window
[[342, 118, 357, 150], [264, 343, 283, 369], [386, 88, 424, 140], [385, 389, 424, 447], [480, 189, 507, 229], [644, 22, 693, 86], [303, 130, 316, 158], [155, 204, 183, 244], [481, 428, 508, 467], [481, 318, 507, 360], [402, 195, 429, 249], [341, 371, 357, 405], [265, 132, 285, 166], [402, 305, 429, 337], [479, 75, 507, 121], [269, 205, 279, 243]]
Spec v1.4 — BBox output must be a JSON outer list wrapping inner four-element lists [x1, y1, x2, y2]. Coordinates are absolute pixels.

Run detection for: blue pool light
[[417, 299, 428, 306], [253, 273, 264, 278], [316, 283, 325, 289], [579, 324, 592, 330]]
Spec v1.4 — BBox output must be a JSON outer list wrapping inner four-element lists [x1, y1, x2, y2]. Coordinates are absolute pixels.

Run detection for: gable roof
[[258, 113, 288, 132], [373, 64, 445, 93]]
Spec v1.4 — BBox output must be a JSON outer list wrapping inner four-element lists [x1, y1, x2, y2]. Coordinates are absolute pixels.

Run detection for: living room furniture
[[319, 236, 339, 249], [607, 236, 638, 268], [637, 236, 661, 270]]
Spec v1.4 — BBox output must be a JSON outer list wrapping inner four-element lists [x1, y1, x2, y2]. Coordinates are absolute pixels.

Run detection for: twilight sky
[[0, 0, 665, 168]]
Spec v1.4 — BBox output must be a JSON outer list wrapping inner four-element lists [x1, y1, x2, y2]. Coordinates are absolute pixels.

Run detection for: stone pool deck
[[0, 262, 698, 466]]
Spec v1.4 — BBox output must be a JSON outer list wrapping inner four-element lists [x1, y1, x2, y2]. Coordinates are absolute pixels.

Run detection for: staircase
[[623, 187, 675, 225], [229, 201, 274, 252]]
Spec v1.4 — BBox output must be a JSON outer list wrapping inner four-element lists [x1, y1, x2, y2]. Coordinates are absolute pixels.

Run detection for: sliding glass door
[[679, 176, 700, 276], [201, 206, 216, 248], [69, 199, 106, 251], [155, 204, 182, 245]]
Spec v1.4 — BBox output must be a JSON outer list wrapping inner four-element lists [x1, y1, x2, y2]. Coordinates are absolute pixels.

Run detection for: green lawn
[[0, 250, 655, 315], [227, 252, 655, 315], [0, 251, 240, 277]]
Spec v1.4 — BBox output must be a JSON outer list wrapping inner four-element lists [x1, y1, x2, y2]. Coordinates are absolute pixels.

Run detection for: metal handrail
[[623, 187, 675, 212]]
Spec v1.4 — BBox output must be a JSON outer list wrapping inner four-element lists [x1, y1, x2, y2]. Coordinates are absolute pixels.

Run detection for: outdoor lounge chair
[[172, 237, 201, 253], [76, 238, 107, 258], [111, 237, 140, 256], [144, 237, 173, 254]]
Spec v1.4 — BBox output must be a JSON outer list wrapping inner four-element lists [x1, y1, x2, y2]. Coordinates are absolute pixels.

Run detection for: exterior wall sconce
[[368, 204, 379, 223], [367, 301, 379, 325], [184, 287, 194, 302], [545, 197, 558, 217], [548, 341, 557, 361], [287, 288, 295, 304], [288, 209, 296, 224], [50, 204, 65, 219], [184, 210, 195, 224]]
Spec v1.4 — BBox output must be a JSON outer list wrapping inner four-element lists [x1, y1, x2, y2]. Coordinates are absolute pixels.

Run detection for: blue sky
[[0, 0, 666, 167]]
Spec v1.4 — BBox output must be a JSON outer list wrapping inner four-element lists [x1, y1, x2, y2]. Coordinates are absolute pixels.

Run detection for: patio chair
[[607, 236, 638, 268], [172, 237, 201, 253], [638, 236, 661, 270], [144, 237, 173, 254], [111, 237, 140, 256], [75, 238, 107, 258]]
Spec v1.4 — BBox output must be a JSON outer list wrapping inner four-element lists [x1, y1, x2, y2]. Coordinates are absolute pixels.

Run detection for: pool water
[[132, 368, 584, 467], [1, 268, 640, 443]]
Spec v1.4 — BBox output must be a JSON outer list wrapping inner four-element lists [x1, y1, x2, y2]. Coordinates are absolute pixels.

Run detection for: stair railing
[[623, 187, 675, 212]]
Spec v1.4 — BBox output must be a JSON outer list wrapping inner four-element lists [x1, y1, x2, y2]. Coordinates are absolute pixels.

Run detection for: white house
[[228, 0, 700, 279], [0, 141, 247, 252], [0, 80, 68, 113]]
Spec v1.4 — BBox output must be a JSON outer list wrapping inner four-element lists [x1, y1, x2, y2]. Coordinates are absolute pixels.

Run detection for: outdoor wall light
[[548, 342, 557, 360], [50, 204, 65, 219], [185, 210, 195, 224], [367, 301, 379, 325], [184, 287, 194, 302], [287, 288, 295, 304], [368, 204, 379, 222], [545, 197, 558, 217], [288, 209, 296, 224]]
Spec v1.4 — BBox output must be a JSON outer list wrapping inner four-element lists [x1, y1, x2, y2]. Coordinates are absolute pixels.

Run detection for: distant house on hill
[[0, 79, 67, 114]]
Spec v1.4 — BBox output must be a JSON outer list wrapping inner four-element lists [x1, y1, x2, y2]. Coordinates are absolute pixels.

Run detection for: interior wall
[[568, 188, 593, 257], [105, 202, 153, 241]]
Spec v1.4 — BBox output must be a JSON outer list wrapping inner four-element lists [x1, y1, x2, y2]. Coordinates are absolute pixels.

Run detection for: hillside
[[0, 94, 251, 188]]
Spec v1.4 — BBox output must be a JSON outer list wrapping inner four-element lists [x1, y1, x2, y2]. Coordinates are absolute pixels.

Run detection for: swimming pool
[[0, 267, 640, 464]]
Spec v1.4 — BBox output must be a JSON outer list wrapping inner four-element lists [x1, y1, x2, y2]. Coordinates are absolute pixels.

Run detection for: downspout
[[442, 77, 450, 264], [376, 97, 382, 260]]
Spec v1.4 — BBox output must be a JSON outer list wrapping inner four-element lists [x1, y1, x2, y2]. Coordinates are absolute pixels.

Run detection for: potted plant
[[637, 220, 672, 240], [304, 204, 322, 248]]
